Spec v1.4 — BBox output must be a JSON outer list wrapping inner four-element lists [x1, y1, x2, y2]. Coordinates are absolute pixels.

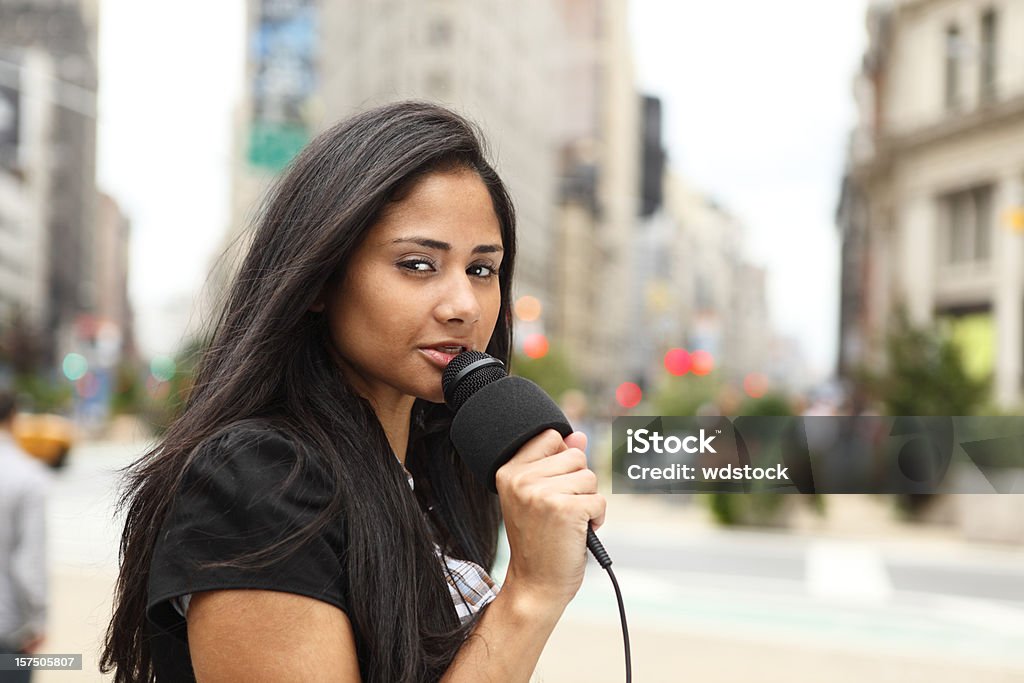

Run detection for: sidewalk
[[36, 566, 115, 683], [537, 611, 1024, 682]]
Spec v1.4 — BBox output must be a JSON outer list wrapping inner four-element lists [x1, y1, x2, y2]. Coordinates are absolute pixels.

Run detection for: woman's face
[[322, 168, 505, 408]]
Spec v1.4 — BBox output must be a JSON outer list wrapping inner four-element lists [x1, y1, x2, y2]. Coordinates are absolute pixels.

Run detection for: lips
[[420, 348, 463, 368], [419, 343, 470, 368]]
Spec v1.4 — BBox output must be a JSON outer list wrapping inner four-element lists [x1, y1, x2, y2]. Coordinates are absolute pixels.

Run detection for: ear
[[310, 276, 336, 313], [309, 288, 327, 313]]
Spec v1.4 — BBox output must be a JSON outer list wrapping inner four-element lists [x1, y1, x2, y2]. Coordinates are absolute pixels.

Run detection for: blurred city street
[[4, 2, 1024, 679], [36, 437, 1024, 682]]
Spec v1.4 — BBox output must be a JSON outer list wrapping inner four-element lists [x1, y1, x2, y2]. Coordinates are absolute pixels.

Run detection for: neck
[[373, 400, 414, 465], [332, 353, 416, 464]]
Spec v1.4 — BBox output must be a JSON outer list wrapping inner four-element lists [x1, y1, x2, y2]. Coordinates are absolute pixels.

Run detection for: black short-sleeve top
[[146, 425, 347, 682]]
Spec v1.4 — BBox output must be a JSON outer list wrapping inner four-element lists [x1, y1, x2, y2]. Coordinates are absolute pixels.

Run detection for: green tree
[[703, 392, 826, 526], [511, 345, 579, 400], [651, 375, 717, 416], [0, 309, 71, 413], [861, 309, 990, 416], [858, 309, 990, 517]]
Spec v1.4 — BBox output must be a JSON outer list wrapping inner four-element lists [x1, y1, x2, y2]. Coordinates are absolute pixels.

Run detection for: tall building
[[0, 49, 52, 332], [840, 0, 1024, 406], [93, 192, 135, 362], [661, 172, 771, 383], [549, 0, 639, 404], [0, 0, 99, 366], [550, 0, 604, 390], [228, 0, 563, 301]]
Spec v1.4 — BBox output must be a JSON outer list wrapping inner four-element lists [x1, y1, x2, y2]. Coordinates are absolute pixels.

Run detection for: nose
[[435, 272, 482, 325]]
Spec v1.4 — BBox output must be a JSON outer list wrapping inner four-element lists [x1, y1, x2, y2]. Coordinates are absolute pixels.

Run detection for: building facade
[[93, 192, 135, 362], [650, 171, 771, 386], [840, 0, 1024, 406], [550, 0, 639, 403], [0, 49, 53, 332], [0, 0, 99, 367]]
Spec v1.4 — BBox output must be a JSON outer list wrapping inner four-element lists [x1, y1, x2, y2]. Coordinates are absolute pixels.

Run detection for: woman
[[101, 101, 605, 682]]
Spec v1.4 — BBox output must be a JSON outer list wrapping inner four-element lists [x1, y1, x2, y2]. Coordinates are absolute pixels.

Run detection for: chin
[[408, 377, 447, 406], [421, 389, 447, 406]]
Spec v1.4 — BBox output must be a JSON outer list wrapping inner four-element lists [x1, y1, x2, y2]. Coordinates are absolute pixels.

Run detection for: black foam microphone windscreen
[[442, 351, 572, 493]]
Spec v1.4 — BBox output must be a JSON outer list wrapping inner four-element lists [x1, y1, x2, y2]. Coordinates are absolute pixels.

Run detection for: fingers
[[544, 467, 598, 495], [527, 447, 589, 478], [563, 430, 588, 453], [511, 429, 569, 464], [509, 429, 588, 466], [497, 429, 604, 531], [578, 493, 607, 529]]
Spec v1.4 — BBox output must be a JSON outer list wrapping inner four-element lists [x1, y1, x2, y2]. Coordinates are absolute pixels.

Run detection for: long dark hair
[[101, 101, 517, 682]]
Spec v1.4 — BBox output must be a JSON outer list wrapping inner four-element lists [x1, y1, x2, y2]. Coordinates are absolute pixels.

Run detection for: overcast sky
[[97, 0, 868, 381], [97, 0, 245, 356], [631, 0, 869, 380]]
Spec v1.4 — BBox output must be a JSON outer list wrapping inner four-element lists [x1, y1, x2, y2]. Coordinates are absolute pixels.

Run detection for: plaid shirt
[[408, 472, 500, 624]]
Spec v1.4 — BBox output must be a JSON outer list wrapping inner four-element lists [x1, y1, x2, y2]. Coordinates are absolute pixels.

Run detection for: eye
[[468, 263, 499, 279], [398, 258, 436, 273]]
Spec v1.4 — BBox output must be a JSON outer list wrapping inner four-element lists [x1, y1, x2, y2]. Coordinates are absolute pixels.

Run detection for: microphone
[[442, 350, 631, 682], [442, 350, 611, 569]]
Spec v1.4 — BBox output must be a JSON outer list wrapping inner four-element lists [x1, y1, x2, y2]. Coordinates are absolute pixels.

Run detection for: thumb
[[563, 430, 588, 453]]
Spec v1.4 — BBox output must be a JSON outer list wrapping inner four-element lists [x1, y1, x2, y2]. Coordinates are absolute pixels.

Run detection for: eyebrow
[[390, 237, 504, 254]]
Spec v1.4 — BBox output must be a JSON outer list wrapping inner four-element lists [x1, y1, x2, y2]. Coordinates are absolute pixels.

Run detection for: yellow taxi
[[12, 413, 75, 468]]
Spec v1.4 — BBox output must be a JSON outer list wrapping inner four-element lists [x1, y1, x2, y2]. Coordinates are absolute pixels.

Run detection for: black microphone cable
[[587, 525, 631, 683]]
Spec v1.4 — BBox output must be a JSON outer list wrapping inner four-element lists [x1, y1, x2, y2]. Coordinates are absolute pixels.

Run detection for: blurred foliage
[[12, 373, 72, 413], [0, 308, 71, 413], [736, 393, 793, 417], [645, 375, 819, 526], [109, 361, 144, 415], [511, 345, 579, 401], [705, 391, 826, 527], [858, 308, 991, 416], [141, 336, 206, 434], [0, 307, 45, 375], [857, 309, 991, 519], [651, 375, 717, 416]]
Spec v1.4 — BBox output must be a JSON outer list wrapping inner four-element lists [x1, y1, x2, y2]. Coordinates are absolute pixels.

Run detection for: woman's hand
[[495, 429, 606, 610]]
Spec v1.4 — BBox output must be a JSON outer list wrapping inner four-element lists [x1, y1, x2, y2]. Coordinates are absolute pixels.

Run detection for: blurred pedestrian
[[0, 391, 50, 683]]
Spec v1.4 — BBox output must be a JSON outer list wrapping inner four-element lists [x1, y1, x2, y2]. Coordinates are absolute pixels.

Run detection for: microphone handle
[[586, 525, 612, 568]]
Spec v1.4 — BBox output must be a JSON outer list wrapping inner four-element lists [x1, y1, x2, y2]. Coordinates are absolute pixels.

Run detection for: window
[[942, 186, 992, 265], [945, 24, 962, 110], [980, 9, 998, 102]]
